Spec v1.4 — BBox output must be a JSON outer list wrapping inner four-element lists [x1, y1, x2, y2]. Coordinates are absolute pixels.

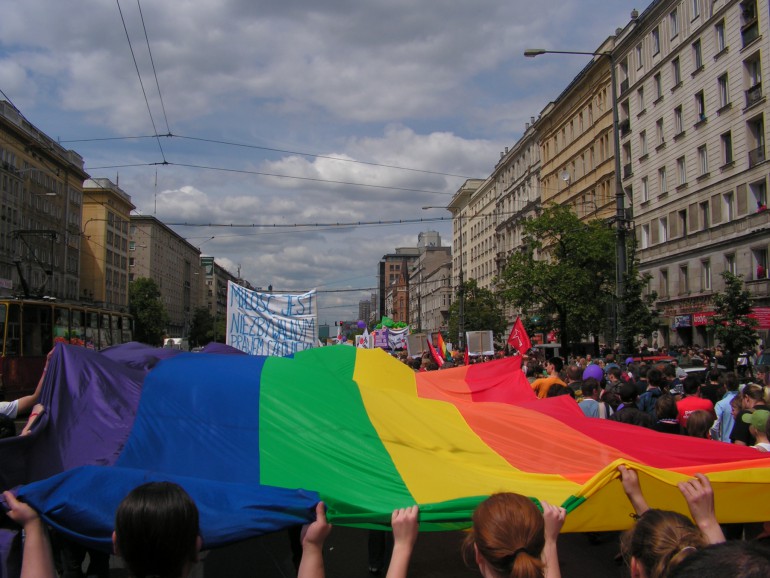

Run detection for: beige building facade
[[81, 178, 134, 309], [615, 0, 770, 347], [0, 101, 88, 300], [129, 215, 204, 337]]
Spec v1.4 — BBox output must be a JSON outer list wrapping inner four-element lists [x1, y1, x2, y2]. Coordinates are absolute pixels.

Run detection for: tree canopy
[[498, 204, 616, 355], [448, 279, 507, 346], [129, 277, 169, 346], [712, 271, 758, 366]]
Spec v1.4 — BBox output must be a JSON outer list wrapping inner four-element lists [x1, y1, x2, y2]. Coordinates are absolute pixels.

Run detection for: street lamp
[[525, 47, 628, 343], [423, 205, 465, 351]]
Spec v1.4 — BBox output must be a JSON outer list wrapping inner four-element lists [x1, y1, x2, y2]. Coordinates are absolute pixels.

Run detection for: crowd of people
[[3, 345, 770, 577]]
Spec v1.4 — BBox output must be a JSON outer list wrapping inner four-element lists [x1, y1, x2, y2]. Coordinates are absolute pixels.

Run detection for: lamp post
[[423, 206, 465, 351], [524, 47, 628, 344]]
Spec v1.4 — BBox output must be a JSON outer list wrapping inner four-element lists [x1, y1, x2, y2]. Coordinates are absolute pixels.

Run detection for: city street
[[177, 525, 627, 578]]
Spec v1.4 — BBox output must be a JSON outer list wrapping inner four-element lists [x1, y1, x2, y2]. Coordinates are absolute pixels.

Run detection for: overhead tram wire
[[85, 161, 455, 195], [115, 0, 168, 163], [135, 0, 171, 135], [167, 216, 451, 229], [60, 134, 477, 180]]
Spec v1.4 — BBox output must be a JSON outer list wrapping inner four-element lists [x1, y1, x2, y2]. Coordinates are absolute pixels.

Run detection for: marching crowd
[[3, 346, 770, 578]]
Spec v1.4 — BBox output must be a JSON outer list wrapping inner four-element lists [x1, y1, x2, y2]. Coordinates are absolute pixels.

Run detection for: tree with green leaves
[[188, 307, 214, 347], [129, 277, 169, 346], [712, 271, 758, 369], [448, 279, 507, 346], [619, 259, 659, 353], [498, 204, 616, 356]]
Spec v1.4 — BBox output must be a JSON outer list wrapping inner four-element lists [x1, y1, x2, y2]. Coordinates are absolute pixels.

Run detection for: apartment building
[[615, 0, 770, 346], [537, 38, 620, 223], [81, 178, 134, 309], [0, 100, 88, 300], [129, 215, 204, 337], [377, 247, 420, 321], [407, 232, 451, 334], [200, 255, 242, 321]]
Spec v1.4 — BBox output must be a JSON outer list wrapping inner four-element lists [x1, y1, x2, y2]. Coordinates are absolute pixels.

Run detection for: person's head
[[730, 393, 743, 419], [647, 368, 664, 389], [581, 378, 600, 399], [547, 357, 563, 374], [463, 493, 545, 578], [742, 384, 767, 410], [607, 366, 623, 383], [566, 365, 583, 383], [686, 410, 714, 439], [668, 540, 770, 578], [654, 394, 679, 421], [723, 372, 739, 392], [682, 376, 700, 396], [546, 384, 575, 399], [663, 364, 677, 380], [114, 482, 201, 578], [620, 509, 707, 578], [742, 408, 770, 440], [619, 382, 637, 404]]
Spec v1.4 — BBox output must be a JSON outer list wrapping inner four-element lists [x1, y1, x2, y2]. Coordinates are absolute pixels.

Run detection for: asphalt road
[[173, 526, 628, 578]]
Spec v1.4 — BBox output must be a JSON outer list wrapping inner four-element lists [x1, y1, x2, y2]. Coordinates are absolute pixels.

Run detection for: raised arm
[[677, 473, 725, 544], [386, 506, 419, 578], [15, 349, 53, 415], [541, 500, 566, 578], [2, 491, 56, 578], [618, 465, 650, 516], [298, 501, 332, 578]]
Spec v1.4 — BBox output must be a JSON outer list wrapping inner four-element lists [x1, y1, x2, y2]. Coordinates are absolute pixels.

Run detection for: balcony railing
[[749, 145, 766, 167], [746, 83, 763, 108], [742, 21, 760, 47]]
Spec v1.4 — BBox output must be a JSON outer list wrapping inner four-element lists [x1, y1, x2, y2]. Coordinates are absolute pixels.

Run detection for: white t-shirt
[[753, 442, 770, 452], [0, 400, 19, 419]]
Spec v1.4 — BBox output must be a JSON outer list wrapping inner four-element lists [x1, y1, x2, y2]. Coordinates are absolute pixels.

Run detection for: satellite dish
[[560, 170, 571, 182]]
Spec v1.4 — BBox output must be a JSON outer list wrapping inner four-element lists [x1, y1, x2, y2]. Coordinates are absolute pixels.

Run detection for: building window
[[695, 90, 706, 121], [692, 39, 703, 70], [674, 106, 684, 134], [747, 115, 765, 167], [660, 269, 669, 297], [641, 223, 650, 248], [654, 73, 663, 100], [725, 253, 737, 275], [750, 179, 767, 208], [723, 191, 735, 221], [636, 43, 643, 69], [698, 145, 708, 175], [659, 166, 668, 194], [659, 216, 669, 242], [718, 74, 729, 108], [640, 130, 648, 156], [679, 209, 688, 237], [715, 20, 726, 53], [638, 87, 645, 112], [721, 131, 733, 165], [670, 8, 679, 38], [754, 247, 768, 279], [672, 57, 682, 86], [700, 200, 710, 229], [652, 27, 661, 55], [656, 118, 664, 145], [680, 265, 689, 295], [741, 0, 759, 47], [129, 241, 136, 251], [744, 55, 762, 107], [677, 156, 687, 185], [691, 0, 700, 19], [642, 176, 649, 202]]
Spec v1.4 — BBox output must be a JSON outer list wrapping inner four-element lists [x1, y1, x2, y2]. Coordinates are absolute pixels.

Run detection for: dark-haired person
[[531, 357, 566, 399], [730, 384, 769, 446], [579, 378, 613, 419]]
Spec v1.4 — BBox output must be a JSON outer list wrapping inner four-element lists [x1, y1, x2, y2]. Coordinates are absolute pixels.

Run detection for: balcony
[[749, 145, 766, 167], [745, 83, 763, 108]]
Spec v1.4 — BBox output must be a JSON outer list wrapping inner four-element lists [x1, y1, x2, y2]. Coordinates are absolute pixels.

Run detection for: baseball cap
[[742, 409, 770, 433]]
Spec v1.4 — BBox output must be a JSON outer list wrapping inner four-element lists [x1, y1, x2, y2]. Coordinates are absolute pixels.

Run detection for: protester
[[741, 409, 770, 451], [578, 378, 613, 419], [668, 540, 770, 578], [0, 349, 53, 420], [731, 384, 770, 446], [3, 483, 332, 578], [676, 376, 715, 429], [618, 465, 725, 578], [711, 372, 739, 442], [653, 394, 683, 435], [685, 410, 714, 440], [531, 357, 566, 398]]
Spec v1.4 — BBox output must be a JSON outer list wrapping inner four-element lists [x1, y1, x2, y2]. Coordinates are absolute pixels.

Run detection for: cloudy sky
[[1, 0, 641, 325]]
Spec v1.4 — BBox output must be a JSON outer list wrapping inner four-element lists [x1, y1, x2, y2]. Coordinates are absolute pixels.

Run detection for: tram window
[[121, 316, 132, 342], [5, 305, 20, 356], [0, 304, 6, 355], [54, 307, 70, 345], [22, 305, 53, 356], [70, 310, 84, 346]]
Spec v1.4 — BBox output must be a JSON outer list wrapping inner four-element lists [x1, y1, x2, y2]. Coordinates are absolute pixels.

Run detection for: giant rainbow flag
[[5, 343, 770, 551]]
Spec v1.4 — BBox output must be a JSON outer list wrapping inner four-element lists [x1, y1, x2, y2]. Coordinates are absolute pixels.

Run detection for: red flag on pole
[[427, 337, 445, 367], [464, 345, 470, 366], [507, 316, 532, 354]]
